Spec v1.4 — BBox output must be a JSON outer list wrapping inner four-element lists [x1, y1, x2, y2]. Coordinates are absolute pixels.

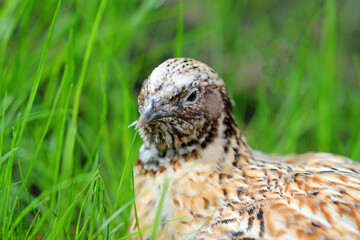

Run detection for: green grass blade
[[51, 82, 73, 208], [16, 63, 67, 198], [150, 177, 169, 240], [175, 0, 184, 57], [74, 177, 95, 239], [64, 0, 108, 177], [317, 0, 336, 151], [131, 165, 143, 240], [0, 147, 20, 165], [43, 170, 100, 239], [15, 0, 62, 147], [96, 197, 136, 236], [0, 91, 7, 157], [88, 178, 100, 240], [114, 130, 138, 210], [1, 125, 19, 238], [23, 206, 42, 239], [8, 172, 96, 236]]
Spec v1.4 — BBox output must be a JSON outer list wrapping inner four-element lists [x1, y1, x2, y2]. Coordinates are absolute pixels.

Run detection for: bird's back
[[132, 150, 360, 239], [193, 152, 360, 239]]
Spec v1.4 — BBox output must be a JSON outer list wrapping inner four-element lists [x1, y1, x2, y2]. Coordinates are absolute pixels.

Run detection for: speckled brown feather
[[129, 58, 360, 240]]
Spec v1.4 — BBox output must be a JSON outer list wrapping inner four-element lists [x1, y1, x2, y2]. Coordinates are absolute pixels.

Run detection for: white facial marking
[[173, 73, 195, 89], [148, 65, 167, 93]]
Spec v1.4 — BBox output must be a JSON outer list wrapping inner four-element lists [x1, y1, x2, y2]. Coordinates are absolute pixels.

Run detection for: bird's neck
[[136, 112, 257, 174]]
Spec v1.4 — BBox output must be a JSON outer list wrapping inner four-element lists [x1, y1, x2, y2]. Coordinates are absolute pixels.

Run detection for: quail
[[130, 58, 360, 239]]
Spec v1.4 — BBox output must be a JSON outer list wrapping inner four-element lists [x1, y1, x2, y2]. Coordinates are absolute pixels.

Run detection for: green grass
[[0, 0, 359, 239]]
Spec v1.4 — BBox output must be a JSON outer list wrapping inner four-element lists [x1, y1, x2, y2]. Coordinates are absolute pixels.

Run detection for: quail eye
[[185, 90, 198, 103]]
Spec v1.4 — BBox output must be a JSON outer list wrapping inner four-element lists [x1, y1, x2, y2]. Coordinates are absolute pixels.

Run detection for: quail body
[[130, 58, 360, 239]]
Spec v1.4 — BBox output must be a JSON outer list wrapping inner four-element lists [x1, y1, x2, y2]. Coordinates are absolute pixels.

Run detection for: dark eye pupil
[[187, 92, 197, 102]]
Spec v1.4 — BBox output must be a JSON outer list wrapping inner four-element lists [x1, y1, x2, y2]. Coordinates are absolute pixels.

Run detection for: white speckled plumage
[[130, 58, 360, 240]]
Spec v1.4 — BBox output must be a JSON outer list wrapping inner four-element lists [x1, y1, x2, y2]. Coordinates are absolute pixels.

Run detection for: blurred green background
[[1, 0, 359, 238]]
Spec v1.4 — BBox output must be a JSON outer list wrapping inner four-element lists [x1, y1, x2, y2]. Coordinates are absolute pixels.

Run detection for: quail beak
[[136, 100, 169, 129]]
